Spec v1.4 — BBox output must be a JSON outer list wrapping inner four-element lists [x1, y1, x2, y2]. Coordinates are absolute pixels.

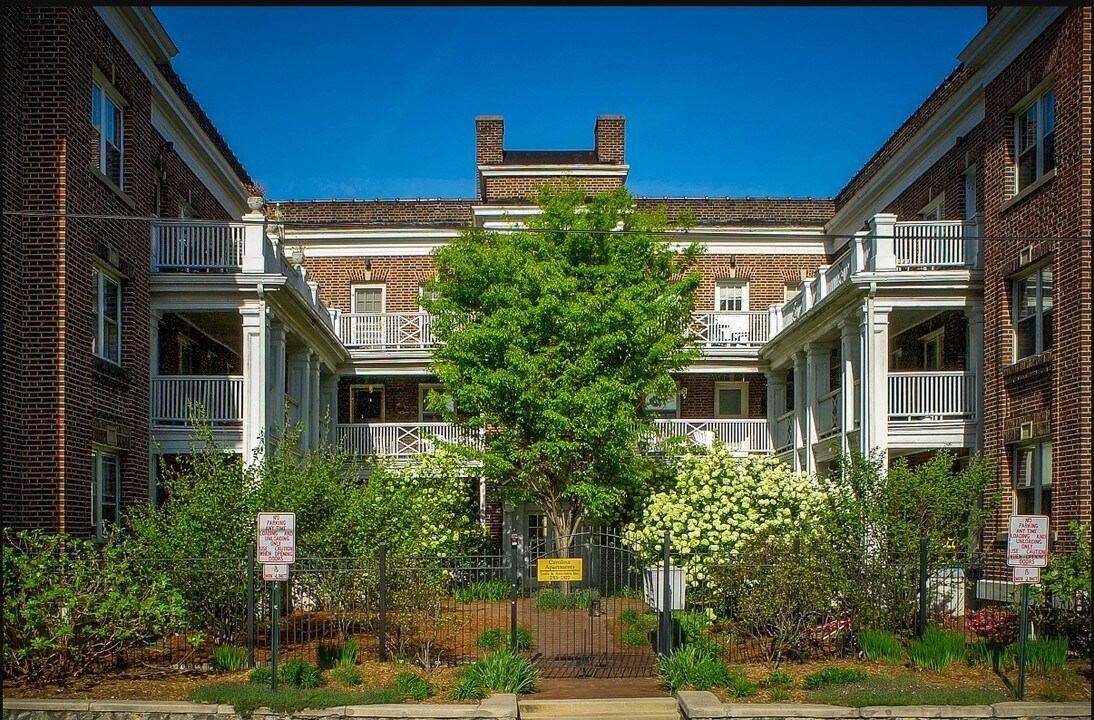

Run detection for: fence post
[[510, 533, 519, 653], [918, 536, 929, 639], [247, 542, 255, 669], [661, 530, 672, 655], [378, 542, 387, 662]]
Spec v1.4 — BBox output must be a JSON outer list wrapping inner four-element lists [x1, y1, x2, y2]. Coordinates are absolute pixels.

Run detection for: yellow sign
[[537, 557, 583, 582]]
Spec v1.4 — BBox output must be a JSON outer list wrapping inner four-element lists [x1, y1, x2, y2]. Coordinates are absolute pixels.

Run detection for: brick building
[[2, 7, 1090, 592]]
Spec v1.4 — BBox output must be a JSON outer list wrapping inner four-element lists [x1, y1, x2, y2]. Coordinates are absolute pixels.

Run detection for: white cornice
[[478, 164, 630, 177], [282, 228, 461, 257], [959, 7, 1066, 84]]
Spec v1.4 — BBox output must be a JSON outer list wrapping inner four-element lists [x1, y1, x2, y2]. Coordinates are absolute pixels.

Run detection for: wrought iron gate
[[519, 531, 658, 678]]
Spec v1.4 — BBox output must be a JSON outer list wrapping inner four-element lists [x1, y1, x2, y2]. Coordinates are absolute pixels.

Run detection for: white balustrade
[[894, 221, 969, 268], [151, 375, 244, 426], [888, 371, 977, 421], [774, 410, 795, 452], [781, 294, 805, 327], [336, 422, 481, 457], [338, 313, 435, 350], [152, 221, 245, 271], [824, 251, 855, 295], [651, 419, 770, 453], [689, 312, 770, 347], [816, 388, 842, 439]]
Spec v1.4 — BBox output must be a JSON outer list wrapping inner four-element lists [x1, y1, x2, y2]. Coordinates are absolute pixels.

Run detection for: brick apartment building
[[2, 7, 1090, 590]]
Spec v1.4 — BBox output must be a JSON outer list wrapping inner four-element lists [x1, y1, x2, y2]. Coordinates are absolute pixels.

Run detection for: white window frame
[[91, 69, 126, 190], [1013, 83, 1055, 193], [783, 281, 802, 303], [715, 280, 749, 312], [1013, 440, 1051, 516], [349, 384, 385, 423], [92, 448, 121, 539], [419, 383, 448, 422], [351, 284, 386, 314], [92, 264, 122, 365], [918, 193, 945, 221], [920, 328, 944, 370], [418, 285, 439, 312], [645, 392, 679, 420], [963, 166, 978, 219], [1012, 262, 1053, 361], [714, 382, 749, 419]]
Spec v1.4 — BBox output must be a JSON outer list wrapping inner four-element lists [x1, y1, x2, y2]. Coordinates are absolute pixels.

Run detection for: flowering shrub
[[623, 450, 827, 590], [965, 606, 1019, 645]]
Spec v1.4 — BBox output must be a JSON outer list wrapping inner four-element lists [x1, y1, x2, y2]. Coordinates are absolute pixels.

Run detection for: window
[[527, 514, 549, 542], [645, 392, 679, 420], [352, 285, 385, 314], [964, 166, 978, 219], [419, 383, 451, 422], [1014, 441, 1051, 516], [921, 328, 944, 370], [92, 449, 120, 539], [177, 336, 193, 374], [1014, 263, 1053, 360], [349, 385, 384, 422], [418, 286, 439, 311], [1015, 86, 1055, 192], [715, 280, 748, 312], [92, 265, 121, 364], [91, 78, 124, 189], [919, 194, 944, 221], [783, 281, 802, 303], [715, 382, 748, 419]]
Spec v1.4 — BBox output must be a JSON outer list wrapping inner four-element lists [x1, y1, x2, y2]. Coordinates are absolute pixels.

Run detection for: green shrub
[[331, 665, 363, 686], [212, 645, 248, 672], [453, 580, 510, 603], [475, 627, 533, 651], [2, 529, 187, 683], [622, 626, 651, 646], [764, 670, 796, 689], [656, 645, 741, 693], [1024, 636, 1068, 672], [533, 588, 600, 611], [394, 670, 432, 700], [460, 649, 541, 695], [190, 683, 404, 718], [802, 666, 867, 690], [316, 640, 343, 670], [908, 626, 966, 671], [855, 630, 904, 664], [280, 659, 325, 688], [727, 675, 758, 698], [770, 688, 790, 701], [966, 640, 1014, 670], [620, 609, 641, 625], [340, 636, 359, 666], [449, 673, 487, 700], [247, 667, 272, 685]]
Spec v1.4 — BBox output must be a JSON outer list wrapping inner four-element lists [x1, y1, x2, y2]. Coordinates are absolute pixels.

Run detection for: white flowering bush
[[623, 449, 827, 592]]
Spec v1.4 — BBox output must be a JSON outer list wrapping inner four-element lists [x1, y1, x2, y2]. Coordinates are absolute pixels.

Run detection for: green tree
[[422, 185, 702, 553]]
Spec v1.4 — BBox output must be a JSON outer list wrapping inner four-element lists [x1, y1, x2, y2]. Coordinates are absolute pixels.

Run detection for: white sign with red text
[[263, 563, 290, 582], [1007, 515, 1049, 568], [257, 512, 296, 564]]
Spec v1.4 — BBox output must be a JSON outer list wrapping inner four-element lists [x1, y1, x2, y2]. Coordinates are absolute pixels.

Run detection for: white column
[[286, 346, 309, 446], [792, 351, 807, 473], [861, 305, 892, 461], [805, 342, 832, 475], [307, 353, 321, 450], [764, 369, 787, 453], [240, 302, 269, 467], [868, 213, 898, 271], [321, 373, 340, 446], [268, 321, 287, 444], [839, 319, 859, 457], [965, 303, 985, 450]]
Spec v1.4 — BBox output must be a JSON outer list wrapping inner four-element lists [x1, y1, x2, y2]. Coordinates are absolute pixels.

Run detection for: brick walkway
[[533, 674, 668, 699]]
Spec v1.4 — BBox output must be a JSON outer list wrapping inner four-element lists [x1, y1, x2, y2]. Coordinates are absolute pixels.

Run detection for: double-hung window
[[1014, 441, 1051, 516], [92, 265, 122, 364], [1015, 86, 1055, 192], [92, 449, 121, 539], [645, 392, 679, 420], [1014, 263, 1053, 360], [715, 280, 748, 312], [352, 285, 385, 314], [92, 77, 125, 189]]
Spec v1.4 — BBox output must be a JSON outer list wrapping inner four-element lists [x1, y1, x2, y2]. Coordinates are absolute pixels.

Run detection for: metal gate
[[519, 531, 658, 678]]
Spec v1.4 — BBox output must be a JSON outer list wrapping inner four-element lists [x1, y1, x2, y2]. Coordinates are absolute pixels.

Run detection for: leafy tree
[[422, 185, 702, 553]]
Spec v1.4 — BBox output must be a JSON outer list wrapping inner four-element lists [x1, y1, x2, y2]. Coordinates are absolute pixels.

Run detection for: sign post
[[1007, 514, 1048, 701], [258, 513, 296, 690]]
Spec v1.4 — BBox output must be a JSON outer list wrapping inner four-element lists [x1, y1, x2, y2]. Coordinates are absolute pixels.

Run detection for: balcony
[[650, 419, 771, 453], [337, 312, 434, 351], [689, 312, 770, 350], [151, 375, 244, 427], [888, 371, 977, 421]]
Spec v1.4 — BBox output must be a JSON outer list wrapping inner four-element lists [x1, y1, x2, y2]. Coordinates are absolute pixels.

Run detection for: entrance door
[[349, 386, 384, 423]]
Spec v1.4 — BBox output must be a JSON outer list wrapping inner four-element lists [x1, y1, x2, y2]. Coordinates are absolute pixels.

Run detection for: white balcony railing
[[651, 419, 771, 453], [888, 371, 977, 421], [894, 221, 972, 269], [151, 375, 244, 426], [152, 221, 246, 271], [689, 311, 770, 348], [338, 312, 434, 350], [774, 410, 795, 453], [817, 388, 842, 439], [336, 422, 482, 458]]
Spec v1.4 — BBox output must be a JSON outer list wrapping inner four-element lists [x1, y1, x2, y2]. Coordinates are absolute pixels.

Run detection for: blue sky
[[154, 6, 987, 202]]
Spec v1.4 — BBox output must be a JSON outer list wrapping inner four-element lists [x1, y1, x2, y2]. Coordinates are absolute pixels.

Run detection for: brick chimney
[[594, 115, 625, 164], [476, 116, 504, 166]]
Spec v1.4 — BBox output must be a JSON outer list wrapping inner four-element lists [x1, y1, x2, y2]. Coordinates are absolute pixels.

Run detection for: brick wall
[[303, 256, 438, 313], [882, 125, 985, 221], [888, 310, 967, 371], [2, 7, 238, 536], [337, 375, 439, 424], [677, 374, 767, 419], [976, 8, 1092, 566], [693, 253, 827, 310], [594, 115, 625, 164], [482, 175, 626, 203]]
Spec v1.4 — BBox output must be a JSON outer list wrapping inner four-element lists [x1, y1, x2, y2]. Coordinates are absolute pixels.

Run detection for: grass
[[802, 667, 867, 690], [763, 670, 796, 689], [455, 648, 541, 696], [810, 674, 1008, 707], [453, 579, 511, 603], [622, 625, 652, 646], [855, 630, 905, 664], [211, 645, 248, 672], [1024, 636, 1069, 671], [475, 626, 533, 651], [533, 587, 600, 611], [656, 645, 752, 695], [331, 665, 363, 686], [190, 684, 404, 718], [393, 671, 432, 700], [908, 627, 967, 671], [316, 638, 358, 669]]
